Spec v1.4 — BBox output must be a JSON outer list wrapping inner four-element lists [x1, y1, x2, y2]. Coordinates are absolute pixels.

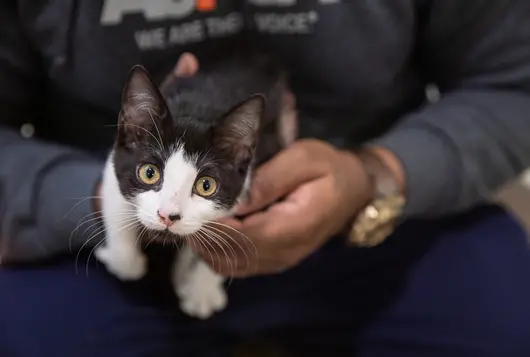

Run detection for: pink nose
[[157, 210, 181, 227]]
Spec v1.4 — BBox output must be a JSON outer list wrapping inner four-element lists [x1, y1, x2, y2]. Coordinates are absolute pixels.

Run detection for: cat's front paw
[[95, 245, 147, 281], [176, 261, 227, 319]]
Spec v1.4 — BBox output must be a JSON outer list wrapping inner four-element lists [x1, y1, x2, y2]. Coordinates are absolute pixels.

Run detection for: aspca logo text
[[248, 0, 296, 6], [100, 0, 217, 25], [248, 0, 339, 6]]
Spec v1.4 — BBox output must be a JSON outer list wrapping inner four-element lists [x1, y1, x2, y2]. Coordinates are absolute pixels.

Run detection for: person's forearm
[[0, 128, 104, 263], [355, 0, 530, 219], [369, 90, 530, 218]]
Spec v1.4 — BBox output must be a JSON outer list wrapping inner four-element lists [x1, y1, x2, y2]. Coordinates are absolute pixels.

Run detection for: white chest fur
[[95, 153, 228, 319]]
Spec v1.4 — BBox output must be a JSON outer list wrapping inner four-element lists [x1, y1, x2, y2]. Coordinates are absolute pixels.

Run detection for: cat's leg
[[95, 160, 147, 280], [172, 245, 227, 319], [95, 213, 147, 280]]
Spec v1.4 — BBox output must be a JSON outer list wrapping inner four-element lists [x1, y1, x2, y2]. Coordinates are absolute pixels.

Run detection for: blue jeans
[[1, 206, 530, 357]]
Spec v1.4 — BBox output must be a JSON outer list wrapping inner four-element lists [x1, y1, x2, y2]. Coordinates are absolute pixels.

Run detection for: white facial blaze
[[135, 147, 228, 235]]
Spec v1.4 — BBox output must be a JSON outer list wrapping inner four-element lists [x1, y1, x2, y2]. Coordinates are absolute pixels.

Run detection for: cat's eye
[[137, 164, 161, 185], [194, 176, 218, 197]]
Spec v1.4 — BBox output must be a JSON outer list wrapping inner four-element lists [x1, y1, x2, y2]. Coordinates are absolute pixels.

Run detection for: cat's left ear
[[117, 65, 169, 146], [214, 94, 264, 159]]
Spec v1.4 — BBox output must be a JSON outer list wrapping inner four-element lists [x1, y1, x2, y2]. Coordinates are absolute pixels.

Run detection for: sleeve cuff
[[371, 123, 463, 218]]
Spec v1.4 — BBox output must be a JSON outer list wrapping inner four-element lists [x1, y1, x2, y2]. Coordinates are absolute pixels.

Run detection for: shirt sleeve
[[371, 0, 530, 217], [0, 2, 105, 263]]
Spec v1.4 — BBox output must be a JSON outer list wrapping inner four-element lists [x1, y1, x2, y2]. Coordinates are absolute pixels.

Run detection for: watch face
[[348, 194, 405, 247]]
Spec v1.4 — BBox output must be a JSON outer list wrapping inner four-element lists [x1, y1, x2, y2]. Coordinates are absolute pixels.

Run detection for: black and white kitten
[[95, 52, 296, 319]]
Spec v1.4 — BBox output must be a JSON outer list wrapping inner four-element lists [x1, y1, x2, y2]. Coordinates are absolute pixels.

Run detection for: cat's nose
[[157, 210, 181, 226]]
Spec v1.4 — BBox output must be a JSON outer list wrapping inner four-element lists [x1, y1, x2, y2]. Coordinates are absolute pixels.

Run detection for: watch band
[[356, 149, 400, 198], [347, 148, 406, 247]]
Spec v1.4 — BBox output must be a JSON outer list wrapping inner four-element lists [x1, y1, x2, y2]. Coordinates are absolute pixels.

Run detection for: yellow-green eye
[[137, 164, 161, 185], [194, 176, 217, 197]]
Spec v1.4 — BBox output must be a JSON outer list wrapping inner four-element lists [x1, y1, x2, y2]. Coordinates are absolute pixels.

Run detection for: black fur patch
[[111, 52, 287, 241]]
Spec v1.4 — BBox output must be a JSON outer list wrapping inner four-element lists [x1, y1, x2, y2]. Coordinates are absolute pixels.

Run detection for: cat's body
[[95, 51, 295, 319], [162, 51, 291, 166]]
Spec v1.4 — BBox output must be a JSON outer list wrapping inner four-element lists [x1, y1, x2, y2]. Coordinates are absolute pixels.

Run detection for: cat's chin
[[137, 219, 202, 237], [139, 223, 206, 244], [140, 229, 183, 245]]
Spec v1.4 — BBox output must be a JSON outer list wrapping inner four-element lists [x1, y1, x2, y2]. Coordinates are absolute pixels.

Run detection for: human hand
[[193, 139, 375, 278], [160, 52, 199, 90]]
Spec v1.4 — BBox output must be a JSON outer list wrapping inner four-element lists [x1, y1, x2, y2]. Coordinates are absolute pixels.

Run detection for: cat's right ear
[[117, 65, 169, 147]]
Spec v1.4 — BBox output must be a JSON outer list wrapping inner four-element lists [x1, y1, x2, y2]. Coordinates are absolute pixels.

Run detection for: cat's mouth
[[139, 228, 184, 245]]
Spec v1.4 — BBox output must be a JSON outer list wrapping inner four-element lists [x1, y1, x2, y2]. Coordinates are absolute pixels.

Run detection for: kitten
[[95, 52, 296, 319]]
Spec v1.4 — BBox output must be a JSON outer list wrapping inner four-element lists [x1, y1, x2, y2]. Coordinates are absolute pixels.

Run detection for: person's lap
[[357, 206, 530, 357], [1, 205, 530, 357]]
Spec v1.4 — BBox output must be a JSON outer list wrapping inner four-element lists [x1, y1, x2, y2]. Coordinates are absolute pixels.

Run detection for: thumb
[[159, 52, 199, 92], [235, 143, 325, 215], [173, 52, 199, 77]]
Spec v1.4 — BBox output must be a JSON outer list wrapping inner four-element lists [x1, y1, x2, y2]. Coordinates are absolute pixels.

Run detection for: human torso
[[20, 0, 426, 154]]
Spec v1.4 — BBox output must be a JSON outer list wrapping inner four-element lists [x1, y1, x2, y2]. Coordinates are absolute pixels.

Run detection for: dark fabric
[[4, 0, 530, 262], [1, 206, 529, 357]]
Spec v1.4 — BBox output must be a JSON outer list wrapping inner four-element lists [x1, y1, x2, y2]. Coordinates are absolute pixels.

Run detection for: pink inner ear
[[174, 52, 199, 77]]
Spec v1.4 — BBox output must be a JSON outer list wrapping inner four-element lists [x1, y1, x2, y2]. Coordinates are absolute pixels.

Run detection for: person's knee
[[0, 257, 182, 357], [359, 305, 530, 357], [359, 209, 530, 356]]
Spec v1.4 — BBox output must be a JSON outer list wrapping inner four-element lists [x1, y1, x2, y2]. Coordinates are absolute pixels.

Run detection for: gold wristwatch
[[347, 148, 406, 247]]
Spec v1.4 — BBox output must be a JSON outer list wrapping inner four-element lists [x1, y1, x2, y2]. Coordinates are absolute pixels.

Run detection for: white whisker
[[147, 108, 164, 152], [200, 227, 238, 268], [198, 228, 235, 278], [206, 221, 258, 258], [203, 225, 243, 263], [121, 122, 163, 152], [76, 218, 140, 276], [194, 231, 220, 272], [84, 239, 107, 278], [61, 196, 104, 222]]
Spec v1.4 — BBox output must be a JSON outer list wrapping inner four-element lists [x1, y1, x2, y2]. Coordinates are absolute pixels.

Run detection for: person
[[2, 0, 530, 356]]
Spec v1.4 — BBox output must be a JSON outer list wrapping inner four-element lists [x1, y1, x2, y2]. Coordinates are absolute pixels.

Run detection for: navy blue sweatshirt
[[2, 0, 530, 262]]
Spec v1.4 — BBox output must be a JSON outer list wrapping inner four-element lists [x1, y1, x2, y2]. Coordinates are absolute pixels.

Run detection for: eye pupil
[[194, 176, 217, 197], [138, 164, 160, 185], [202, 179, 211, 192], [145, 167, 155, 179]]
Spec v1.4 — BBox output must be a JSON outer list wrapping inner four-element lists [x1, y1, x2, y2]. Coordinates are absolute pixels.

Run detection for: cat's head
[[112, 65, 264, 238]]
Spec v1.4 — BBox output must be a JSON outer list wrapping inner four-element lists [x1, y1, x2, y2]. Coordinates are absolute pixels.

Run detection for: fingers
[[173, 52, 199, 77], [191, 182, 328, 278], [234, 141, 331, 215], [190, 219, 260, 277], [159, 52, 199, 91], [199, 255, 259, 278], [243, 177, 333, 239], [196, 243, 259, 278]]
